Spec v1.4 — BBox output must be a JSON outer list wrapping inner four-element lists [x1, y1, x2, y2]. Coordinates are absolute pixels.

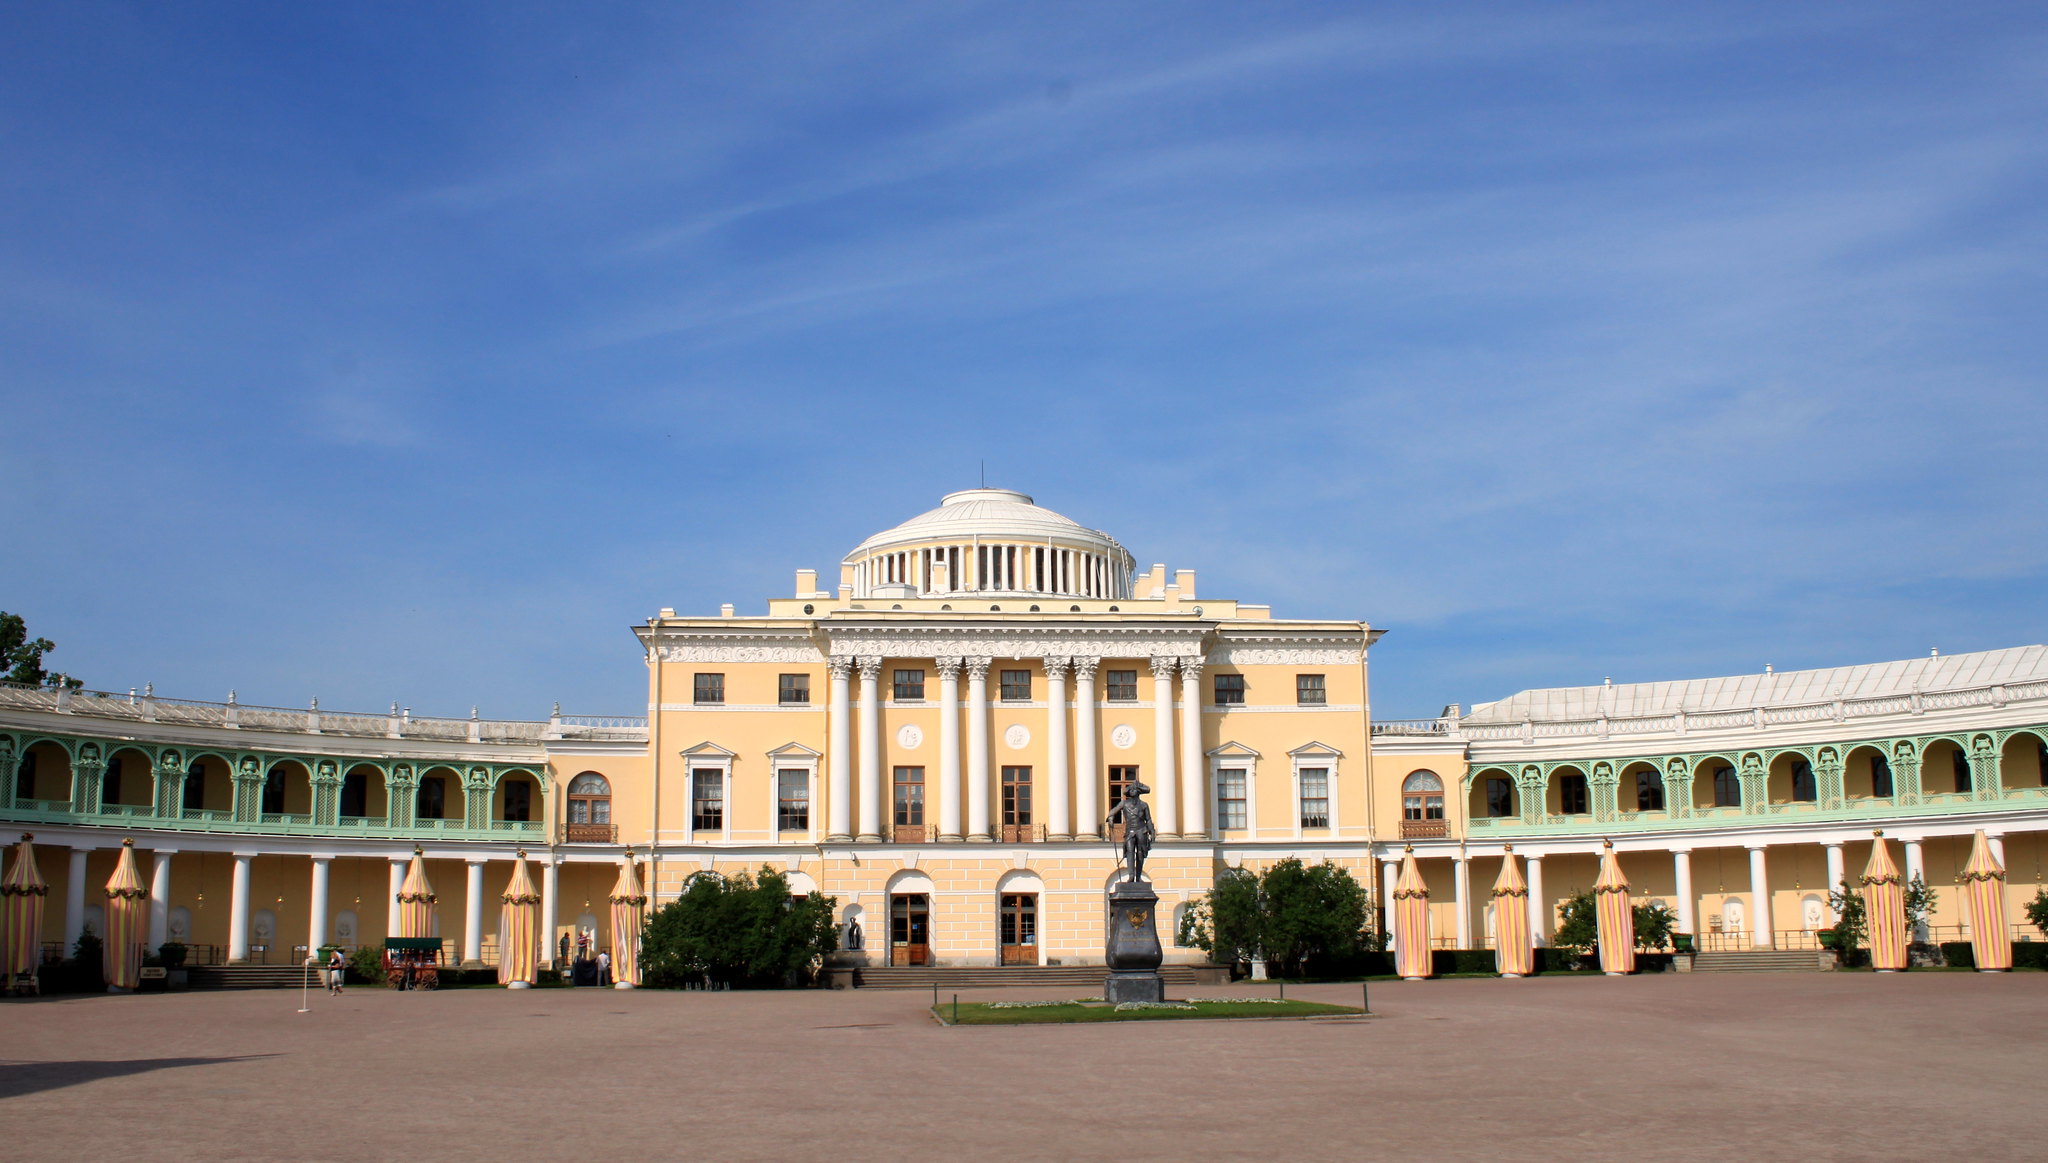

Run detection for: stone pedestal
[[1104, 879, 1164, 1005]]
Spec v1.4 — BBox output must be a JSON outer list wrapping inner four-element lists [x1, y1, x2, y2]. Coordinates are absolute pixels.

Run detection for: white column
[[1381, 859, 1400, 952], [1987, 832, 2005, 865], [1672, 849, 1695, 936], [937, 658, 963, 841], [64, 848, 89, 949], [463, 859, 486, 965], [827, 659, 853, 841], [541, 857, 560, 965], [1150, 658, 1179, 839], [228, 853, 252, 962], [148, 850, 173, 950], [1526, 854, 1546, 945], [1747, 845, 1773, 948], [1903, 838, 1927, 942], [1179, 661, 1206, 838], [1453, 855, 1472, 949], [387, 858, 406, 938], [1072, 659, 1101, 839], [308, 856, 331, 952], [1824, 843, 1845, 921], [966, 659, 992, 841], [1045, 657, 1072, 840], [856, 657, 883, 842]]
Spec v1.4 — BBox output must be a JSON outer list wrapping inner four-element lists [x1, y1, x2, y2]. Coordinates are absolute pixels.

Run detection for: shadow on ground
[[0, 1055, 278, 1100]]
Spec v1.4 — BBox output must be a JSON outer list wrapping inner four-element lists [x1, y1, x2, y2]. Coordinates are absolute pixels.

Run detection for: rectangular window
[[16, 751, 35, 800], [417, 776, 446, 820], [691, 768, 723, 830], [339, 771, 367, 818], [1298, 767, 1329, 828], [103, 757, 122, 806], [1108, 765, 1139, 813], [1216, 768, 1248, 829], [777, 769, 809, 831], [1791, 760, 1816, 803], [893, 669, 925, 701], [1485, 777, 1515, 818], [778, 673, 810, 705], [1713, 765, 1740, 807], [1871, 754, 1893, 798], [693, 673, 725, 705], [1951, 749, 1971, 793], [1213, 673, 1245, 705], [502, 779, 531, 822], [1296, 674, 1326, 705], [182, 763, 205, 812], [1001, 766, 1032, 825], [1636, 770, 1665, 812], [1559, 773, 1589, 815], [893, 766, 925, 827], [1105, 670, 1138, 701], [1000, 669, 1031, 702], [1000, 893, 1037, 948]]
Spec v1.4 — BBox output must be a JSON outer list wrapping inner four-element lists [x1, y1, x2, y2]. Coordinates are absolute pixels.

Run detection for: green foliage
[[1633, 901, 1679, 951], [1179, 859, 1377, 977], [1827, 882, 1866, 950], [349, 944, 385, 985], [1551, 890, 1597, 952], [2026, 890, 2048, 938], [156, 941, 188, 968], [0, 612, 81, 689], [640, 867, 838, 989], [1940, 942, 1975, 968], [1903, 876, 1938, 937]]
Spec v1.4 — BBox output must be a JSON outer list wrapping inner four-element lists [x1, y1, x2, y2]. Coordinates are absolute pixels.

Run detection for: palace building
[[3, 488, 2046, 974]]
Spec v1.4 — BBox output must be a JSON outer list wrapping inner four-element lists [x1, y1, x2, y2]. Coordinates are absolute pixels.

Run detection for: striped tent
[[396, 851, 438, 940], [498, 852, 541, 988], [1862, 833, 1907, 972], [1392, 847, 1431, 980], [1960, 830, 2011, 972], [2, 834, 49, 990], [609, 860, 647, 988], [1593, 842, 1635, 976], [104, 839, 149, 991], [1490, 846, 1533, 978]]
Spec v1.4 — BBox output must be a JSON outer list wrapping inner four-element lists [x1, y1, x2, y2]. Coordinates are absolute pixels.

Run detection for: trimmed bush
[[2012, 942, 2048, 970], [1940, 942, 1974, 969]]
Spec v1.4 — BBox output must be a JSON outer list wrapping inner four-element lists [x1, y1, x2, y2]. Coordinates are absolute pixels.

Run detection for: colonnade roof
[[844, 488, 1131, 562], [1465, 645, 2048, 724]]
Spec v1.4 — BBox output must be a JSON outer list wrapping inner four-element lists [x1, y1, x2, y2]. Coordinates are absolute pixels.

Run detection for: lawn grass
[[934, 998, 1364, 1024]]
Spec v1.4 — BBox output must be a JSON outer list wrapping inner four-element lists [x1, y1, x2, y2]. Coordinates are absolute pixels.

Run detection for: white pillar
[[1672, 850, 1695, 936], [1046, 657, 1072, 840], [1824, 843, 1845, 921], [1987, 832, 2005, 865], [1453, 855, 1472, 949], [463, 859, 485, 965], [1903, 838, 1927, 942], [1179, 661, 1206, 838], [387, 858, 406, 938], [856, 657, 883, 842], [1151, 658, 1179, 839], [966, 659, 992, 841], [1073, 659, 1101, 839], [308, 856, 331, 952], [1747, 846, 1773, 948], [148, 850, 173, 950], [1381, 859, 1400, 952], [64, 848, 89, 949], [827, 659, 853, 841], [1526, 854, 1546, 945], [541, 857, 560, 965], [228, 853, 252, 962], [937, 658, 963, 841]]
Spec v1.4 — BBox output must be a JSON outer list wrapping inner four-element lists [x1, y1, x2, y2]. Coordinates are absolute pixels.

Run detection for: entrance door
[[890, 894, 930, 966], [1000, 893, 1038, 965]]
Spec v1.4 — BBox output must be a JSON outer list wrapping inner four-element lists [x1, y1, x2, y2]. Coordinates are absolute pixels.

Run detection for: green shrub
[[641, 867, 838, 989], [2012, 942, 2048, 970], [348, 944, 385, 985], [1940, 942, 1973, 968], [1183, 859, 1378, 978], [157, 941, 188, 968]]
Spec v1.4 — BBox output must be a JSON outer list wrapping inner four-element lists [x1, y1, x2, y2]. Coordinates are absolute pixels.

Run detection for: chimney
[[795, 569, 817, 597], [1175, 569, 1196, 599]]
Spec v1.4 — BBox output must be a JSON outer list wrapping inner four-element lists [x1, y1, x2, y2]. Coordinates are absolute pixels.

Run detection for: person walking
[[326, 947, 347, 995]]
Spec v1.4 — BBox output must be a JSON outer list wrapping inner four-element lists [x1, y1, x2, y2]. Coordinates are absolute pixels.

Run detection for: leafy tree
[[1829, 876, 1940, 948], [639, 867, 837, 989], [1, 612, 81, 689], [1552, 889, 1598, 953], [1632, 901, 1679, 951], [1180, 858, 1377, 977], [2024, 890, 2048, 938]]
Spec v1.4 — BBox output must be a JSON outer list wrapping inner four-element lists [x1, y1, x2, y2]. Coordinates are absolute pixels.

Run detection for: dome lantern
[[844, 489, 1134, 600]]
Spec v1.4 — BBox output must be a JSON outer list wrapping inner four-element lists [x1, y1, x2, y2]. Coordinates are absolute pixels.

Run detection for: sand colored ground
[[3, 972, 2040, 1161]]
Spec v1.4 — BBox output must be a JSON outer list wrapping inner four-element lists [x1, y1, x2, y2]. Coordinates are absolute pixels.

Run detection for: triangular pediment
[[679, 741, 737, 759], [1206, 741, 1261, 759], [766, 742, 822, 760], [1288, 740, 1343, 759]]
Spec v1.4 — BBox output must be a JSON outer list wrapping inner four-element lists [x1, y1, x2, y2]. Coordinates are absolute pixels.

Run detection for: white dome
[[844, 489, 1134, 599]]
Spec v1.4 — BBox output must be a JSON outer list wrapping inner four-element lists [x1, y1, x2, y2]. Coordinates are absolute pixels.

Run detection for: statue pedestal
[[1104, 879, 1165, 1005]]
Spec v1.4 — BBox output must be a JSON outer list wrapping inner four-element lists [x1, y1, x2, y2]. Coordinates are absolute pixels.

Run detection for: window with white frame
[[777, 769, 809, 831], [1216, 768, 1248, 829], [1298, 767, 1330, 828], [691, 768, 724, 830]]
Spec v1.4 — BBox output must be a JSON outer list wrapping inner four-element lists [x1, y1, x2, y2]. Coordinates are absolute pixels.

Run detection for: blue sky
[[3, 2, 2044, 719]]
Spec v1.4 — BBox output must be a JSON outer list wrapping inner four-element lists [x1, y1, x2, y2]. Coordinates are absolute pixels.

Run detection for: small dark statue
[[1105, 781, 1155, 882]]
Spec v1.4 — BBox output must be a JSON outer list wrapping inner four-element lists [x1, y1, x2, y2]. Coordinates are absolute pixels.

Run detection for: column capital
[[1178, 659, 1204, 680], [856, 657, 883, 681], [1071, 656, 1100, 680], [1746, 843, 1770, 852], [964, 657, 992, 681], [935, 656, 962, 679], [828, 656, 854, 680], [466, 857, 489, 867], [1043, 656, 1072, 679], [1149, 656, 1178, 679]]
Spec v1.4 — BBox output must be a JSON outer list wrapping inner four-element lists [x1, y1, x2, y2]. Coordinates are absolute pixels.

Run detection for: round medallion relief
[[1003, 724, 1031, 750], [896, 724, 924, 750], [1110, 724, 1138, 751]]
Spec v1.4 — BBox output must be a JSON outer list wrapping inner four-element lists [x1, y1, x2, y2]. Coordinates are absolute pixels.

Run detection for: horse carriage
[[383, 936, 443, 990]]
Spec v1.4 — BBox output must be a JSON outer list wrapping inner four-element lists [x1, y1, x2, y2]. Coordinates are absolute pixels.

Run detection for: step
[[186, 965, 326, 990], [1690, 951, 1825, 973], [855, 965, 1206, 990]]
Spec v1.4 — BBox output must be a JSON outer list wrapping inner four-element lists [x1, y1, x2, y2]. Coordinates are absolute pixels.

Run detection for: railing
[[1000, 944, 1038, 965], [1371, 717, 1456, 738], [999, 823, 1048, 843], [563, 822, 616, 844], [892, 824, 935, 843], [1399, 818, 1447, 840]]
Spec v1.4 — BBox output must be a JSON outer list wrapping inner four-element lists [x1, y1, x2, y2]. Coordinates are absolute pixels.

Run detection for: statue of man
[[1105, 781, 1155, 882]]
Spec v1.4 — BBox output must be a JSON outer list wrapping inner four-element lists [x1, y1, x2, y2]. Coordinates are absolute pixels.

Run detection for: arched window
[[1401, 770, 1445, 838], [566, 772, 612, 842]]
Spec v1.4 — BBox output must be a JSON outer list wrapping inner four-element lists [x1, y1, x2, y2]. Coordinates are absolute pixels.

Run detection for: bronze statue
[[1105, 781, 1155, 882]]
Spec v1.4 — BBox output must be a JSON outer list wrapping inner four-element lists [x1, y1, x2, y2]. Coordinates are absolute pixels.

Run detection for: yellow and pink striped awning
[[1491, 846, 1533, 978], [498, 851, 541, 987], [1593, 841, 1635, 976], [396, 851, 438, 941], [1392, 847, 1431, 980], [609, 860, 647, 987], [2, 834, 48, 988], [104, 839, 149, 991], [1960, 830, 2011, 972], [1862, 832, 1907, 972]]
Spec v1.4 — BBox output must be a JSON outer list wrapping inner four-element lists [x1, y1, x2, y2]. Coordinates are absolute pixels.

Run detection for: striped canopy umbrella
[[104, 839, 149, 991], [1392, 847, 1431, 980], [1490, 846, 1533, 978], [1592, 841, 1635, 976], [1960, 830, 2011, 972], [498, 851, 540, 987], [396, 851, 438, 940], [2, 834, 49, 989], [609, 860, 647, 988], [1862, 832, 1907, 972]]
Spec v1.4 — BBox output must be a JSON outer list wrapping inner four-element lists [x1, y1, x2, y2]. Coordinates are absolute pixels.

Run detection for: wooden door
[[890, 894, 930, 966], [1000, 893, 1038, 965]]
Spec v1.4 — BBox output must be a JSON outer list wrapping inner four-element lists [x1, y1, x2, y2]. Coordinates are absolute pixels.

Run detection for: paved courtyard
[[2, 972, 2040, 1161]]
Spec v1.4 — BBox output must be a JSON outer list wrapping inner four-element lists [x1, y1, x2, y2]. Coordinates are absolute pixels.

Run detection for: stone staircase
[[855, 964, 1208, 990], [1689, 950, 1827, 973], [187, 965, 323, 990]]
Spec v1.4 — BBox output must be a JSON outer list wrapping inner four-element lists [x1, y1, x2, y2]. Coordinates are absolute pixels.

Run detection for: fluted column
[[936, 658, 963, 841], [1673, 849, 1695, 936], [965, 659, 992, 841], [541, 857, 559, 965], [1072, 658, 1101, 839], [148, 850, 174, 950], [827, 659, 853, 841], [309, 856, 331, 952], [387, 858, 406, 938], [463, 858, 486, 965], [1453, 854, 1472, 949], [1178, 660, 1206, 838], [228, 853, 252, 963], [1045, 657, 1072, 840], [1526, 854, 1546, 945], [1150, 657, 1179, 840], [1747, 845, 1773, 948], [856, 657, 883, 842]]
